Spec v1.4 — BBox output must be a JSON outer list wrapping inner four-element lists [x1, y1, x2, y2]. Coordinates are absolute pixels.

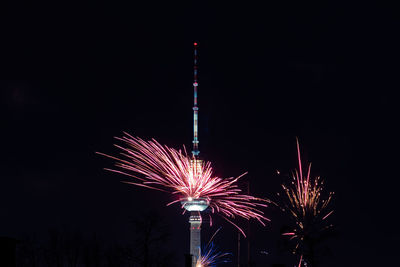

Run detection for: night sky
[[1, 1, 399, 266]]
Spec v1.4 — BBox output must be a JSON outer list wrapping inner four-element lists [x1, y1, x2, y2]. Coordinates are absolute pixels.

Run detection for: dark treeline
[[15, 212, 176, 267], [8, 207, 338, 267]]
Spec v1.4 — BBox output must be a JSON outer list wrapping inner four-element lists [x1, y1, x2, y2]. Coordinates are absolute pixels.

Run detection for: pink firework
[[98, 132, 269, 234], [279, 139, 334, 265]]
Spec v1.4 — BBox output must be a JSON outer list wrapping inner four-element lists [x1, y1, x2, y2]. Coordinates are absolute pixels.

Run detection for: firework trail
[[278, 139, 334, 266], [195, 227, 230, 267], [98, 132, 269, 235]]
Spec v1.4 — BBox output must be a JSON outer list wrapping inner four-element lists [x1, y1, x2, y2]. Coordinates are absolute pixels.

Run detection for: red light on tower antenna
[[194, 42, 198, 46]]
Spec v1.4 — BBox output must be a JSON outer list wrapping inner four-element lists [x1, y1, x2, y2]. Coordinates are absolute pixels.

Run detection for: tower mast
[[192, 42, 200, 157]]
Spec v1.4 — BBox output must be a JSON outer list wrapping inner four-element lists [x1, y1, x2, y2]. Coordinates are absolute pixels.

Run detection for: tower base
[[189, 212, 202, 267]]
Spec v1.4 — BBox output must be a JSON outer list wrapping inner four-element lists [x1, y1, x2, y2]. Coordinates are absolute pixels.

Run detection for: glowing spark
[[282, 232, 295, 236], [98, 132, 270, 234]]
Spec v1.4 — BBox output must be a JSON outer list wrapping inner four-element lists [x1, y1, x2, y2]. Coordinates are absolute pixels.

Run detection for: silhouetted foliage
[[15, 213, 176, 267], [127, 211, 176, 267]]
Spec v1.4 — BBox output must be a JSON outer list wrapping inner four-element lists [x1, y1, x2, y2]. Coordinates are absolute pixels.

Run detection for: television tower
[[181, 42, 209, 267]]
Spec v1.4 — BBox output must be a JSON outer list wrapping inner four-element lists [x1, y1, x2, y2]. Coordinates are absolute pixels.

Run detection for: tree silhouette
[[127, 211, 175, 267]]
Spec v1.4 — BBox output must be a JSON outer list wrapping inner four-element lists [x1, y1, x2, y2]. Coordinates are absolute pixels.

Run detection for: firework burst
[[195, 227, 230, 267], [279, 139, 334, 266], [98, 132, 269, 235], [195, 241, 230, 267]]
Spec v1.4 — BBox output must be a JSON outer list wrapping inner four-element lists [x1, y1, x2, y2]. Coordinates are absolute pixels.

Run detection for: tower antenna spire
[[192, 42, 200, 157]]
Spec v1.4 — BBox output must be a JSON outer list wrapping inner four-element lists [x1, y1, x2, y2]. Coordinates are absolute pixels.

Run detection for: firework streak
[[98, 132, 270, 235], [280, 139, 334, 265]]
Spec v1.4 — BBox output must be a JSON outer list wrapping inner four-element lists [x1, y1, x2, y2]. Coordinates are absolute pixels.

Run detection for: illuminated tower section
[[181, 42, 209, 267], [192, 42, 200, 157], [191, 41, 203, 204]]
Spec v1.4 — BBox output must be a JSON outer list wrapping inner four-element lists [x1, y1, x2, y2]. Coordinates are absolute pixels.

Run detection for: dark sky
[[1, 1, 399, 266]]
